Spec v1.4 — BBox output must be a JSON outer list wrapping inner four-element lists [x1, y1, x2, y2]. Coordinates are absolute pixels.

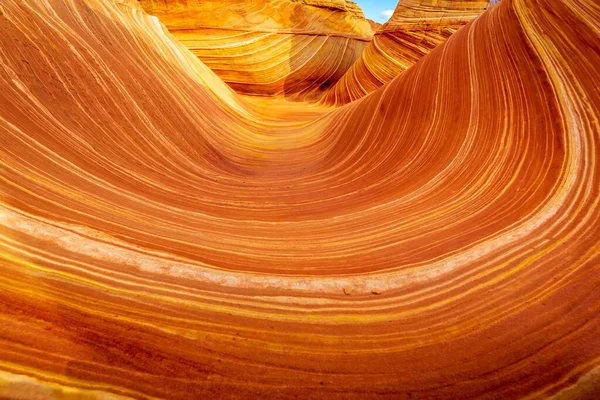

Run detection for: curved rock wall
[[138, 0, 373, 99], [323, 0, 490, 104], [1, 0, 599, 398]]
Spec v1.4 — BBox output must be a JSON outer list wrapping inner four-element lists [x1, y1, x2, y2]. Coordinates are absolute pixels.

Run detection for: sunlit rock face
[[367, 19, 383, 33], [323, 0, 490, 104], [384, 0, 491, 29], [1, 0, 600, 399], [138, 0, 373, 99]]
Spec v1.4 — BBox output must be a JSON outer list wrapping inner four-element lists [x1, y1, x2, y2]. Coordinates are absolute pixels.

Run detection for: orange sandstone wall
[[139, 0, 373, 99], [323, 0, 490, 104], [1, 0, 600, 398]]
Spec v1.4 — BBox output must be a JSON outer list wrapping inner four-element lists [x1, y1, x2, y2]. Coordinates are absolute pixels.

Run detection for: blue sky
[[354, 1, 398, 23]]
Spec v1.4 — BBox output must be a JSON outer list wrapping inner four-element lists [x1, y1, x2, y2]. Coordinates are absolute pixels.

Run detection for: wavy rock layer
[[1, 0, 600, 399], [324, 0, 490, 104], [139, 0, 372, 99]]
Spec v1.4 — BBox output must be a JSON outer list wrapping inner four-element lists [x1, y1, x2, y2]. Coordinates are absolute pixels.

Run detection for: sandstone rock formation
[[367, 19, 383, 33], [138, 0, 373, 99], [323, 0, 491, 104], [1, 0, 600, 398]]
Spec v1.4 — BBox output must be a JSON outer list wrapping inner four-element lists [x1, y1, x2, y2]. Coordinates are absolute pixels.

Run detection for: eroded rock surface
[[139, 0, 373, 99], [0, 0, 599, 398], [324, 0, 491, 104]]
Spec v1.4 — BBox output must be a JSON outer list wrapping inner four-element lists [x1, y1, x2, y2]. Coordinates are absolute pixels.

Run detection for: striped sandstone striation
[[323, 0, 491, 104], [1, 0, 599, 398], [138, 0, 373, 99]]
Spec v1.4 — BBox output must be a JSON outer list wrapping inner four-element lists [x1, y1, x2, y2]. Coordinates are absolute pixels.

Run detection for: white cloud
[[381, 9, 394, 19]]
